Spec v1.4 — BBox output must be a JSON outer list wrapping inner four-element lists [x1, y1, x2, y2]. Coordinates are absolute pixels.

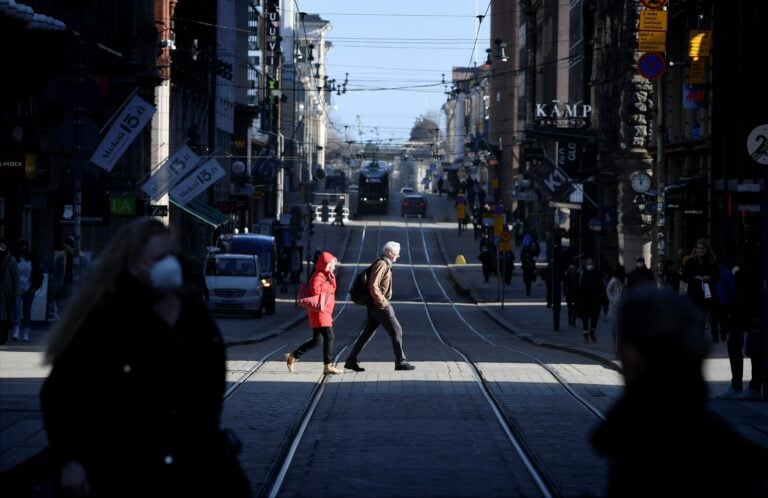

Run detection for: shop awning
[[170, 199, 231, 229]]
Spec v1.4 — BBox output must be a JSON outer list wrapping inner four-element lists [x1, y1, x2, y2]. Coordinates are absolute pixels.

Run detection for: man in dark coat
[[626, 256, 655, 290]]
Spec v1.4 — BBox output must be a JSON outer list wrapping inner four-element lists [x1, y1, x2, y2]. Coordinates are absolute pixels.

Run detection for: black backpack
[[349, 258, 385, 305]]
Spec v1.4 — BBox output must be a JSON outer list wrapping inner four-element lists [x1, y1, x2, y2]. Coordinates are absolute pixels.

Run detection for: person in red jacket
[[286, 251, 343, 374]]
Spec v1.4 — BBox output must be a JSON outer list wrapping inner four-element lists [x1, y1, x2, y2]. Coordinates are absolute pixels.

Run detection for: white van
[[204, 253, 263, 317]]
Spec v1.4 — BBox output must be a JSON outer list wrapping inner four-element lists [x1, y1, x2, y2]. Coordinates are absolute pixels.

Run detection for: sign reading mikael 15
[[169, 158, 226, 206], [140, 145, 202, 199], [535, 100, 593, 127]]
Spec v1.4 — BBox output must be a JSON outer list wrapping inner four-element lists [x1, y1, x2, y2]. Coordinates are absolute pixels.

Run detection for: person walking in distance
[[0, 238, 19, 345], [562, 264, 579, 327], [626, 256, 655, 290], [576, 257, 608, 344], [333, 198, 345, 227], [12, 239, 44, 342], [344, 241, 415, 372], [592, 287, 768, 497], [285, 251, 343, 375], [681, 238, 720, 342], [40, 218, 250, 498]]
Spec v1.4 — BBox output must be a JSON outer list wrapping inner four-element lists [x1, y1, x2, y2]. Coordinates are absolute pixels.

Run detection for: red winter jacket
[[307, 251, 337, 328]]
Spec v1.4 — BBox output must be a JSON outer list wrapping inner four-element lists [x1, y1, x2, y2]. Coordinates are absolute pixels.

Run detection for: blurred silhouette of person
[[592, 287, 768, 498], [285, 251, 343, 375], [41, 218, 250, 498], [52, 236, 75, 316], [605, 265, 626, 341]]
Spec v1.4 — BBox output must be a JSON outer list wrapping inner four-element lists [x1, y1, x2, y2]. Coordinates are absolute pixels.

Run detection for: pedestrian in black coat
[[576, 257, 608, 343], [41, 218, 250, 498], [592, 287, 768, 498], [626, 256, 655, 290], [681, 238, 720, 342]]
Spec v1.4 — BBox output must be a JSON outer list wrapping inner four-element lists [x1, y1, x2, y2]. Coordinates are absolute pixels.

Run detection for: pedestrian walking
[[478, 232, 497, 283], [626, 256, 655, 290], [576, 257, 608, 343], [520, 241, 538, 296], [592, 287, 768, 498], [52, 235, 75, 315], [717, 254, 765, 400], [562, 265, 579, 326], [681, 238, 720, 342], [344, 241, 415, 372], [0, 238, 19, 345], [333, 198, 345, 227], [606, 265, 625, 313], [11, 239, 44, 342], [285, 251, 343, 375], [455, 192, 467, 236], [40, 218, 250, 498]]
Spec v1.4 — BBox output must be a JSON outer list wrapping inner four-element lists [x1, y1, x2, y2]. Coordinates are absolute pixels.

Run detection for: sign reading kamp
[[534, 101, 592, 127], [169, 158, 226, 205], [90, 95, 155, 172]]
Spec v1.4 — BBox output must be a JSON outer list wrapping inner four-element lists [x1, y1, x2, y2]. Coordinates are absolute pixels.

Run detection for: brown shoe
[[285, 353, 298, 373], [324, 364, 343, 375]]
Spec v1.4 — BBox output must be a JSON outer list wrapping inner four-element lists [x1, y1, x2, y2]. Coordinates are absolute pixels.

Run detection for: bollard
[[455, 254, 467, 264]]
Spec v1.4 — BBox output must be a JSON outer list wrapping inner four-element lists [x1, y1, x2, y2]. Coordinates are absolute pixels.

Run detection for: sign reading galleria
[[535, 100, 592, 128]]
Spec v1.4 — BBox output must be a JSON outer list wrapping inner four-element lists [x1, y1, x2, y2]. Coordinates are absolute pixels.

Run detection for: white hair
[[381, 241, 401, 257]]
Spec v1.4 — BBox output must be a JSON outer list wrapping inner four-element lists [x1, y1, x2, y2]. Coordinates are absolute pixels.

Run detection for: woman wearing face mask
[[40, 218, 250, 498], [576, 257, 609, 344]]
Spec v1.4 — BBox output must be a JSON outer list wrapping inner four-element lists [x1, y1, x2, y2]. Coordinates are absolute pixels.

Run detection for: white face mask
[[636, 262, 644, 268], [149, 255, 183, 291], [586, 265, 595, 271]]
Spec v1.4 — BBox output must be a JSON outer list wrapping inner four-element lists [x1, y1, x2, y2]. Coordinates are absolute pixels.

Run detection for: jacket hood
[[316, 251, 336, 272]]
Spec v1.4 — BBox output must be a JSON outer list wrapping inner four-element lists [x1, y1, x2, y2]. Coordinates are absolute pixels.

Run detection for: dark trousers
[[347, 305, 406, 364], [581, 308, 600, 332], [294, 327, 335, 364]]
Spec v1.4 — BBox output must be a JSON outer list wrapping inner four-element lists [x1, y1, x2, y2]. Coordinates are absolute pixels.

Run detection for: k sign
[[527, 159, 574, 200]]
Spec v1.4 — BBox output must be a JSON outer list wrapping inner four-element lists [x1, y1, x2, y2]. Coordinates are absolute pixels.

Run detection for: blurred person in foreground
[[592, 287, 768, 498], [40, 218, 250, 498]]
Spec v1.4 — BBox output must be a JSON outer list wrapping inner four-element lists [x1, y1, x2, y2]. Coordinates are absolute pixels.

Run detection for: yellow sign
[[688, 30, 712, 58], [638, 31, 667, 52], [688, 58, 707, 84], [639, 10, 667, 31]]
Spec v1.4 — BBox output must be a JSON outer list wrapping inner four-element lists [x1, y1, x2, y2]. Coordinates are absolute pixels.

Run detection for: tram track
[[396, 218, 610, 497], [229, 215, 612, 497]]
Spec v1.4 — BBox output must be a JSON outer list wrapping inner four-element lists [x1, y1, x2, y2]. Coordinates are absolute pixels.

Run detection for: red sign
[[641, 0, 667, 10], [638, 52, 666, 80]]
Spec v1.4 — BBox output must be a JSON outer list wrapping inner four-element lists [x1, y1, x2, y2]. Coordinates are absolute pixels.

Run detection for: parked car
[[217, 233, 276, 314], [401, 194, 427, 218], [204, 253, 263, 317]]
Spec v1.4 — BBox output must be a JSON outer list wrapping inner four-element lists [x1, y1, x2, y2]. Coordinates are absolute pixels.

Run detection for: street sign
[[688, 58, 707, 84], [747, 124, 768, 165], [638, 52, 666, 80], [639, 10, 667, 31], [688, 30, 712, 58], [638, 31, 667, 52]]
